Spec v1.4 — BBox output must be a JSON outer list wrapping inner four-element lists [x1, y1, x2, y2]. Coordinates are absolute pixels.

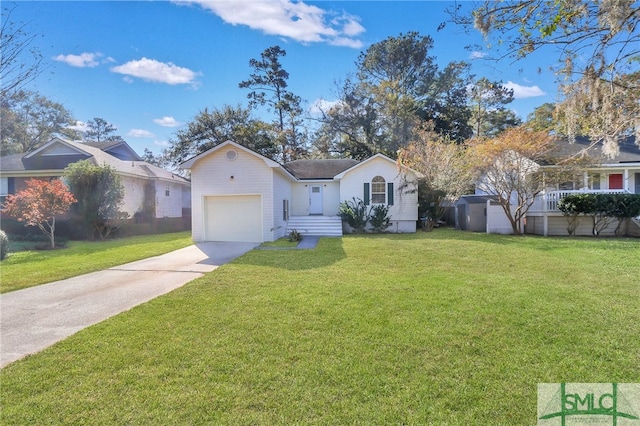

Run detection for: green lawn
[[1, 230, 638, 424], [0, 232, 193, 293]]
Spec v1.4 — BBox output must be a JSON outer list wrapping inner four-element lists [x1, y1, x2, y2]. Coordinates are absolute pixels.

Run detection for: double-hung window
[[371, 176, 386, 204]]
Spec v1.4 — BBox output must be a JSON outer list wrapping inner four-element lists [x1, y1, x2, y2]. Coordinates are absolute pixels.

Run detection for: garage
[[204, 195, 263, 242]]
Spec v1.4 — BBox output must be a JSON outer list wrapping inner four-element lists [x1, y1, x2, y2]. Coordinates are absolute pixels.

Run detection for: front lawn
[[1, 230, 638, 424], [0, 232, 193, 293]]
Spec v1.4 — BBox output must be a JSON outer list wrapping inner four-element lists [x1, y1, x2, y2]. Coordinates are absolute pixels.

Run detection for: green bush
[[369, 204, 392, 233], [558, 193, 640, 236], [338, 198, 369, 233], [288, 229, 303, 242], [0, 230, 9, 260]]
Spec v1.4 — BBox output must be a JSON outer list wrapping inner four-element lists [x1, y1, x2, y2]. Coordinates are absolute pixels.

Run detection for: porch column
[[624, 169, 630, 192], [582, 171, 588, 190]]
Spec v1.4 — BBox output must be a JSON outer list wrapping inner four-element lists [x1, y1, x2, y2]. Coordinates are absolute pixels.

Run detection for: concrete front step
[[286, 216, 343, 236]]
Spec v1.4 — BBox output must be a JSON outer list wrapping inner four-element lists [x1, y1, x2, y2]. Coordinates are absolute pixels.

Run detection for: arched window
[[371, 176, 386, 204]]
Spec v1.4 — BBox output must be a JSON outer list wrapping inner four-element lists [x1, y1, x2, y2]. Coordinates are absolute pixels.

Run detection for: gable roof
[[179, 141, 422, 181], [283, 159, 360, 180], [82, 140, 142, 161], [1, 137, 189, 185], [333, 153, 423, 179], [546, 136, 640, 164], [179, 140, 282, 170]]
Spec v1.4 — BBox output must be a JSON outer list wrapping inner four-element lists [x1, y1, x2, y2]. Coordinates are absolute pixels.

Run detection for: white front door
[[309, 185, 323, 215]]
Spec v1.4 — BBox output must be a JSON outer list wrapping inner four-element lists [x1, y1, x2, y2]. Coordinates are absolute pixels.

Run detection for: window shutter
[[363, 182, 370, 205], [387, 182, 394, 205]]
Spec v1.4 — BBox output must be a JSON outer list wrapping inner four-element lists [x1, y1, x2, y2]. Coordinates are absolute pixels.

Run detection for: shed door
[[204, 195, 262, 242]]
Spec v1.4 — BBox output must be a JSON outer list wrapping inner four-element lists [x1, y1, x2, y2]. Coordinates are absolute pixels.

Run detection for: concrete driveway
[[0, 242, 257, 368]]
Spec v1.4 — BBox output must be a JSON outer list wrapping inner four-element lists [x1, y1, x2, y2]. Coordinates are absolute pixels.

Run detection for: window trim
[[371, 176, 386, 204]]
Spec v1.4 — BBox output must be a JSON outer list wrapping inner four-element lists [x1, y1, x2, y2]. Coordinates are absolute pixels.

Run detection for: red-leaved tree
[[1, 178, 76, 248]]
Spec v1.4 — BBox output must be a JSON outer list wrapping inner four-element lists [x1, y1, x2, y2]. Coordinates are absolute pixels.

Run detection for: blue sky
[[12, 0, 559, 156]]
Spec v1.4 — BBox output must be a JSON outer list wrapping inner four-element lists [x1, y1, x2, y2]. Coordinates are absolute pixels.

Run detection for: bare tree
[[1, 4, 45, 98], [468, 127, 554, 234], [397, 123, 474, 229]]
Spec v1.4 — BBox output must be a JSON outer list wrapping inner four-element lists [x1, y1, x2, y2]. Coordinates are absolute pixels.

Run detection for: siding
[[291, 181, 340, 216], [120, 176, 145, 217], [339, 157, 418, 223], [525, 215, 622, 236], [155, 181, 185, 218], [189, 147, 274, 242], [272, 169, 293, 240]]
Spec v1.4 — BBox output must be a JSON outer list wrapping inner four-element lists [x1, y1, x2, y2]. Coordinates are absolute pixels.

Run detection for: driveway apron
[[0, 242, 257, 368]]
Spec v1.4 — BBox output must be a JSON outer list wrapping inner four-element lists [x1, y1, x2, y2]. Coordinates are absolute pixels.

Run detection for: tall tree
[[0, 5, 45, 99], [239, 46, 306, 161], [356, 32, 437, 152], [1, 90, 76, 155], [467, 78, 520, 137], [450, 0, 640, 154], [1, 179, 76, 248], [526, 103, 557, 132], [164, 104, 278, 168], [64, 160, 127, 240], [84, 118, 123, 142], [416, 61, 474, 143], [316, 32, 474, 157], [312, 78, 385, 160]]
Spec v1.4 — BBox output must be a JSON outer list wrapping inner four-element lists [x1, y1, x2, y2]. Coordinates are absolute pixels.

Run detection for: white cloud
[[309, 98, 344, 115], [54, 52, 102, 68], [153, 116, 181, 127], [67, 120, 90, 132], [111, 58, 201, 85], [127, 129, 155, 138], [179, 0, 364, 48], [469, 51, 487, 60], [504, 81, 546, 99]]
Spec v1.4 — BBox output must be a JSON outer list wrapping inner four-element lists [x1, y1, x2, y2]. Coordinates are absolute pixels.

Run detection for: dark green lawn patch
[[0, 232, 193, 293], [1, 230, 638, 424]]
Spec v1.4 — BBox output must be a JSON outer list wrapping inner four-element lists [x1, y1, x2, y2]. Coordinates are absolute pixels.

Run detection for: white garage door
[[204, 195, 263, 242]]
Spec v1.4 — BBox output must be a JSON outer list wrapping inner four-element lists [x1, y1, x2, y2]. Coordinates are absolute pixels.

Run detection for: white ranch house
[[180, 141, 420, 243]]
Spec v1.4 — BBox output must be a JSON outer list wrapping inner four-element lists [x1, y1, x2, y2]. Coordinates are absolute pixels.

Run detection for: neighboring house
[[0, 137, 191, 220], [527, 136, 640, 236], [468, 137, 640, 236], [180, 140, 420, 243]]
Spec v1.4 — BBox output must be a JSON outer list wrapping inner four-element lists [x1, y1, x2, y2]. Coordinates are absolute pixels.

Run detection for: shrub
[[338, 198, 369, 233], [369, 204, 392, 233], [0, 230, 9, 260], [559, 193, 640, 236], [288, 229, 303, 242]]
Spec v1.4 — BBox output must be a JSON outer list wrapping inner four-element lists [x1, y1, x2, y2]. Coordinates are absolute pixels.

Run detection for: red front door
[[609, 174, 623, 190]]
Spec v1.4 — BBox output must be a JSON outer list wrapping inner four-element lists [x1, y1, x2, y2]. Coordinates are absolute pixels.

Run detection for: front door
[[309, 185, 323, 215], [609, 174, 623, 190], [635, 173, 640, 194]]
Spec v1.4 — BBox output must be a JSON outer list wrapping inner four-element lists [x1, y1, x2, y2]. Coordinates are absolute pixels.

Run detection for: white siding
[[120, 176, 145, 218], [155, 181, 185, 218], [189, 147, 274, 242], [339, 157, 418, 229], [272, 169, 293, 240], [290, 181, 340, 216]]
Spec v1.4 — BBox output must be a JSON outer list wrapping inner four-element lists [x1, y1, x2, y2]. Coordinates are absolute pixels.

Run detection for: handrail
[[539, 189, 631, 211]]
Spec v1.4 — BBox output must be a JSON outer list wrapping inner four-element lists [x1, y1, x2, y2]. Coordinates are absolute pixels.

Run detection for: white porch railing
[[530, 189, 631, 213]]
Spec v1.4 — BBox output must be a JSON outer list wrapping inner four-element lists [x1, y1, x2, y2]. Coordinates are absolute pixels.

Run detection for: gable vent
[[226, 149, 238, 161]]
